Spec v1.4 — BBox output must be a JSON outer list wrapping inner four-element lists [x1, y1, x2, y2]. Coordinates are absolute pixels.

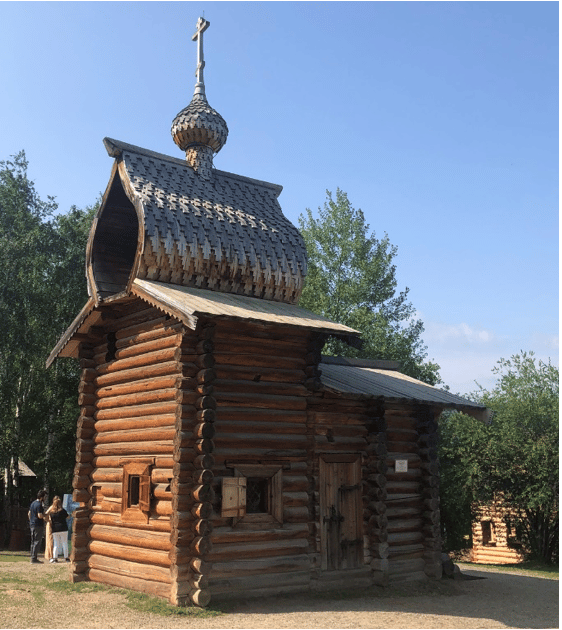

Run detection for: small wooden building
[[48, 19, 488, 606], [471, 500, 525, 564]]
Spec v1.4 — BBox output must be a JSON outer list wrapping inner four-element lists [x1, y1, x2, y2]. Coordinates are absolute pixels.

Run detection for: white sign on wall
[[395, 459, 408, 473]]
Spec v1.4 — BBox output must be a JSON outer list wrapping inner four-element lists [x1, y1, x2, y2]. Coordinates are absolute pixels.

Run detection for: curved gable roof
[[87, 138, 307, 306]]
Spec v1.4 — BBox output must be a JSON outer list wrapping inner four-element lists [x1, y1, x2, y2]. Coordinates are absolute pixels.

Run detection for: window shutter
[[139, 474, 151, 513], [121, 470, 130, 515], [222, 477, 246, 518], [271, 469, 283, 524]]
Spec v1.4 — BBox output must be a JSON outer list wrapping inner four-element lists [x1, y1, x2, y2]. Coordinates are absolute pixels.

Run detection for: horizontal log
[[89, 512, 170, 532], [154, 500, 173, 516], [95, 414, 176, 433], [309, 411, 372, 426], [214, 392, 306, 411], [153, 484, 172, 500], [386, 506, 422, 519], [210, 523, 308, 545], [283, 506, 309, 523], [209, 554, 310, 579], [89, 524, 171, 551], [95, 401, 177, 421], [96, 375, 179, 399], [214, 364, 305, 383], [88, 567, 171, 597], [105, 306, 165, 332], [213, 379, 308, 397], [213, 339, 306, 359], [208, 538, 309, 563], [113, 333, 182, 361], [115, 320, 184, 347], [96, 388, 177, 410], [112, 312, 174, 338], [94, 427, 175, 445], [213, 436, 308, 452], [387, 518, 424, 533], [93, 441, 173, 456], [89, 540, 171, 567], [93, 455, 142, 469], [95, 361, 182, 388], [213, 322, 310, 342], [387, 531, 425, 545], [96, 347, 182, 375]]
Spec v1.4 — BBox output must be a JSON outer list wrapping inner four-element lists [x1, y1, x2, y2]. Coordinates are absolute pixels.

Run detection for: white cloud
[[423, 320, 495, 345], [409, 313, 558, 395]]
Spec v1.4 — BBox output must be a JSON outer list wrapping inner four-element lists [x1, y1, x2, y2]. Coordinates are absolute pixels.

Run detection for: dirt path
[[0, 558, 558, 629]]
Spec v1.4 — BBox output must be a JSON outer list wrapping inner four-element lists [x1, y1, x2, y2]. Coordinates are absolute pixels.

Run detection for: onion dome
[[171, 18, 228, 178]]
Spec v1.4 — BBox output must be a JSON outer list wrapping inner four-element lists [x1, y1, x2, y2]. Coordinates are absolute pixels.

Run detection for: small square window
[[221, 465, 283, 525], [129, 475, 141, 507], [121, 460, 153, 524], [246, 478, 269, 514], [91, 485, 102, 507]]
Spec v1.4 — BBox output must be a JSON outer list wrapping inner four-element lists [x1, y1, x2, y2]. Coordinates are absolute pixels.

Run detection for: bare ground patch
[[0, 554, 558, 629]]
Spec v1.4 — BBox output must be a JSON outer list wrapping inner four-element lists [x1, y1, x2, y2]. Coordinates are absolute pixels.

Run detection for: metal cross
[[192, 17, 210, 96]]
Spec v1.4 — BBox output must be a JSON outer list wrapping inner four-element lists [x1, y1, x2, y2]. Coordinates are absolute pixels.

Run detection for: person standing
[[45, 496, 70, 563], [28, 490, 46, 564]]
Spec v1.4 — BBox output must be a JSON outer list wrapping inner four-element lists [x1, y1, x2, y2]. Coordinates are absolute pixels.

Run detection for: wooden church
[[48, 18, 489, 606]]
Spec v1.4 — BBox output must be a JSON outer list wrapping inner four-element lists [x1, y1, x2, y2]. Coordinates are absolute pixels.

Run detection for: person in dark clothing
[[28, 490, 46, 564], [45, 496, 70, 563]]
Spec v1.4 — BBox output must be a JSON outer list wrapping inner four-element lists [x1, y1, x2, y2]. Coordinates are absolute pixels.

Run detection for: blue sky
[[0, 1, 558, 394]]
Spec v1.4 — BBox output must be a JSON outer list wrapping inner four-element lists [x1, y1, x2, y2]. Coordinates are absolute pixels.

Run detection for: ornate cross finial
[[192, 17, 210, 97]]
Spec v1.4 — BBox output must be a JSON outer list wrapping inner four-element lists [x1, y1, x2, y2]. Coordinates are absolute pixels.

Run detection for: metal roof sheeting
[[132, 278, 361, 337], [320, 360, 491, 421]]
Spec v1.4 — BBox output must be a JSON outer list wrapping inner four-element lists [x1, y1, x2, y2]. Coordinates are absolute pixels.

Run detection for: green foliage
[[439, 352, 559, 563], [0, 151, 96, 510], [298, 189, 440, 384]]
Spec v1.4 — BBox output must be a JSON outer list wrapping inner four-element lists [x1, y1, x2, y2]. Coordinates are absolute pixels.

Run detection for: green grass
[[0, 562, 222, 620], [0, 552, 32, 563], [123, 591, 222, 617]]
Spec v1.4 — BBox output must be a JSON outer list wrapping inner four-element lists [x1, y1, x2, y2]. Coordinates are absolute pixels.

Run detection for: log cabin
[[47, 17, 490, 606], [471, 500, 525, 564]]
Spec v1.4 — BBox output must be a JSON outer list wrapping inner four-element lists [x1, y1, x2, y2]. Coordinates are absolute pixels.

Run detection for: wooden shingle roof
[[87, 138, 308, 305]]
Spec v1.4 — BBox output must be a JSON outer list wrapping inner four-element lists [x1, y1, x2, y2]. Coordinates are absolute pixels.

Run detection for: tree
[[439, 352, 559, 563], [0, 152, 95, 531], [298, 189, 440, 384]]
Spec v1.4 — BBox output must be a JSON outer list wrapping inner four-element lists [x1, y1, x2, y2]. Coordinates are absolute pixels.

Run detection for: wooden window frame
[[121, 460, 153, 524], [481, 520, 496, 546], [221, 464, 283, 527]]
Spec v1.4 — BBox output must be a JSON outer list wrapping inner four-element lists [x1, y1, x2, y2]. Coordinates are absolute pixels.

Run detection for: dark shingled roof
[[88, 138, 307, 305]]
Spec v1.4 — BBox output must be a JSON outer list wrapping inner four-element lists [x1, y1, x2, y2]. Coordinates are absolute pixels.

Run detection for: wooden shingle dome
[[86, 19, 307, 306]]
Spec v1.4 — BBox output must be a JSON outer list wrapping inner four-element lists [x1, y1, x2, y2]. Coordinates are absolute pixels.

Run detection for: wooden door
[[319, 456, 363, 571]]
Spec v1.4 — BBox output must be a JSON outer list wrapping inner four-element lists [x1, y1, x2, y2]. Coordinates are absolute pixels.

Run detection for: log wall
[[208, 320, 313, 599], [384, 403, 441, 583], [73, 301, 187, 600]]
